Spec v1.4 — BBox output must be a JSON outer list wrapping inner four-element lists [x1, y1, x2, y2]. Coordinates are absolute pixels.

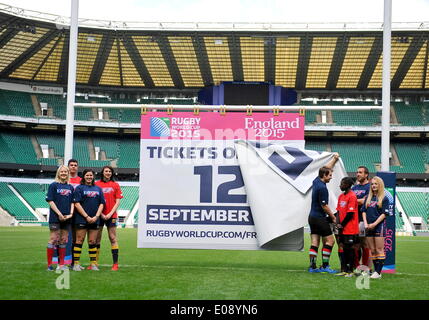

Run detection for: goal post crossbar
[[73, 103, 383, 111]]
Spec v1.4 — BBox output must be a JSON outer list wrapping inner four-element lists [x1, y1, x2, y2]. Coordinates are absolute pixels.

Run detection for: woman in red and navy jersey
[[95, 166, 123, 271], [45, 165, 74, 271], [362, 176, 390, 279]]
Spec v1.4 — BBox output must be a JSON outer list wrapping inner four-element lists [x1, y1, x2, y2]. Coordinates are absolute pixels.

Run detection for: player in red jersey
[[352, 166, 371, 271], [68, 159, 82, 188], [334, 177, 359, 277], [94, 166, 123, 271], [68, 159, 82, 269]]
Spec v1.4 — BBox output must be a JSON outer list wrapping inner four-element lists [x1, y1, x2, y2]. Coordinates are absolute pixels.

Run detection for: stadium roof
[[0, 5, 428, 93]]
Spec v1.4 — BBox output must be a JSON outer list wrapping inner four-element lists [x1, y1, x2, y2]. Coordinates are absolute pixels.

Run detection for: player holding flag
[[307, 153, 340, 274]]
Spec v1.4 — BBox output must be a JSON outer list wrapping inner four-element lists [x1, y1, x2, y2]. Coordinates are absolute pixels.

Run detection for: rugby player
[[72, 169, 105, 271], [45, 166, 74, 271], [334, 177, 359, 277], [307, 153, 340, 274], [95, 166, 123, 271], [362, 176, 390, 279]]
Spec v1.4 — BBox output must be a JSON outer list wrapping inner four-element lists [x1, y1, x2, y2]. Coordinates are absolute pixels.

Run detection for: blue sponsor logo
[[150, 117, 170, 137]]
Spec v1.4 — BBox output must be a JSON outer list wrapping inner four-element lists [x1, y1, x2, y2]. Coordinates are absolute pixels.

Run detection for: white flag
[[235, 141, 347, 249]]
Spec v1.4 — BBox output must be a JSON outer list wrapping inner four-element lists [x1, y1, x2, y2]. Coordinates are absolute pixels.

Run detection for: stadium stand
[[12, 183, 48, 209], [0, 134, 16, 163], [72, 136, 110, 168], [397, 192, 429, 220], [1, 130, 428, 175], [331, 141, 381, 172], [0, 132, 38, 165], [0, 89, 35, 118], [332, 110, 380, 126], [119, 186, 139, 211], [117, 138, 140, 168], [392, 143, 426, 173], [0, 5, 427, 233], [304, 141, 327, 152], [397, 192, 429, 231], [395, 208, 406, 232], [92, 136, 120, 161], [393, 103, 427, 126], [0, 182, 38, 222], [35, 93, 66, 118]]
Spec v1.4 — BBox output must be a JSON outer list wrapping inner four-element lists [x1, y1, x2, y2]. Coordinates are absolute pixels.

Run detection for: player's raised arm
[[325, 152, 340, 170]]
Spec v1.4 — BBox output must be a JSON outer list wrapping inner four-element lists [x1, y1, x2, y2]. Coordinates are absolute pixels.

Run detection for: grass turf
[[0, 227, 428, 300]]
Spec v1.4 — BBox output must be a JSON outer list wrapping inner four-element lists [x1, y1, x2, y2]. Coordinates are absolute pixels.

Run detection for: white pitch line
[[0, 261, 304, 273], [1, 261, 429, 277]]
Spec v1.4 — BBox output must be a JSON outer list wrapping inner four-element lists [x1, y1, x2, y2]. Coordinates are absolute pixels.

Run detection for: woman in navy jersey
[[45, 165, 74, 271], [72, 169, 105, 271], [362, 176, 390, 279]]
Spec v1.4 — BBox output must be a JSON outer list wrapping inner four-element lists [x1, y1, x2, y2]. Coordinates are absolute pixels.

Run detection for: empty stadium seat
[[12, 183, 48, 209], [397, 192, 428, 221], [393, 143, 426, 173], [0, 90, 36, 118], [0, 132, 38, 165], [119, 186, 139, 211], [117, 139, 140, 168], [393, 103, 426, 126], [331, 141, 380, 172], [0, 182, 38, 222]]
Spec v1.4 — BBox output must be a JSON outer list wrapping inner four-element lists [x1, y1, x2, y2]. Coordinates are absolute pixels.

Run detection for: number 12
[[194, 165, 247, 203]]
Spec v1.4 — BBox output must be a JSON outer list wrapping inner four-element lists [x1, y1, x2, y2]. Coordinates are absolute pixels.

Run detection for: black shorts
[[99, 217, 118, 228], [339, 234, 358, 245], [308, 216, 332, 237], [49, 221, 71, 231], [75, 223, 100, 230]]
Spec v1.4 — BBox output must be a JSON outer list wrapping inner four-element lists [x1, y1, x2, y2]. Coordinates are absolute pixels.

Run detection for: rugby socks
[[52, 245, 59, 265], [370, 255, 379, 273], [338, 247, 345, 272], [344, 244, 355, 273], [354, 248, 360, 268], [71, 243, 75, 266], [58, 244, 67, 266], [96, 244, 101, 265], [374, 254, 385, 274], [89, 244, 97, 265], [309, 246, 318, 269], [73, 243, 83, 265], [111, 244, 119, 264], [322, 245, 333, 268], [47, 243, 55, 267]]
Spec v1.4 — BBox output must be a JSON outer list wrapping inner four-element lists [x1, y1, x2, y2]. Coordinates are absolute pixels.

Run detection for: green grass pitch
[[0, 227, 428, 300]]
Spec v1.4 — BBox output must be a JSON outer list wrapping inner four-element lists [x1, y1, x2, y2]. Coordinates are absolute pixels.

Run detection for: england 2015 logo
[[150, 117, 171, 137]]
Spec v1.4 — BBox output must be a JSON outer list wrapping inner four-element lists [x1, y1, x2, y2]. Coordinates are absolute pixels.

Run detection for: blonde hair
[[55, 165, 70, 183], [365, 176, 385, 208]]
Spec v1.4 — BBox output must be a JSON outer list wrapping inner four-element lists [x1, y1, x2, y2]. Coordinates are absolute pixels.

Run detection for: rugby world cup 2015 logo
[[150, 117, 171, 137]]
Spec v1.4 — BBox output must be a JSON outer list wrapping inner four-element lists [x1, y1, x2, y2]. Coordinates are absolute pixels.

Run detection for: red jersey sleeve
[[115, 183, 123, 200]]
